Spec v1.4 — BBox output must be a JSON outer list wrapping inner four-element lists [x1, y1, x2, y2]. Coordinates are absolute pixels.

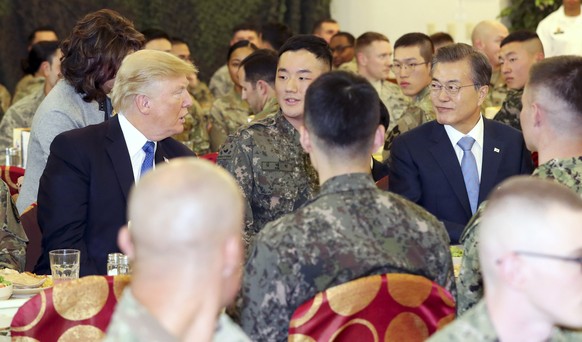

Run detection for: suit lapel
[[105, 116, 135, 201], [480, 119, 503, 202], [428, 123, 473, 216], [154, 140, 169, 165]]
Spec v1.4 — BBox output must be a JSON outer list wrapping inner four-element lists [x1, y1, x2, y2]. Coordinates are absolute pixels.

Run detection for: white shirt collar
[[118, 113, 157, 181], [444, 115, 484, 149]]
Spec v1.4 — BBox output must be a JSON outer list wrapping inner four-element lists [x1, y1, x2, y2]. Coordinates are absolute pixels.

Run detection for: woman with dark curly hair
[[17, 9, 144, 214]]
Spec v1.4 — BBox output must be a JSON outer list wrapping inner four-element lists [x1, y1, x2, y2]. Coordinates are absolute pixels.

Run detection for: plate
[[12, 287, 51, 297]]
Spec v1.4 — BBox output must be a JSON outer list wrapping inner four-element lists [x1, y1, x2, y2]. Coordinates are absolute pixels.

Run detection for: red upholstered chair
[[375, 176, 389, 191], [199, 152, 218, 164], [288, 273, 455, 341], [0, 165, 25, 199], [11, 275, 131, 341], [19, 203, 41, 272]]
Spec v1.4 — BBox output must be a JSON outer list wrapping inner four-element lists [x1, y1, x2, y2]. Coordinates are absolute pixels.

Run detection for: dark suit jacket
[[35, 115, 195, 275], [389, 119, 533, 244]]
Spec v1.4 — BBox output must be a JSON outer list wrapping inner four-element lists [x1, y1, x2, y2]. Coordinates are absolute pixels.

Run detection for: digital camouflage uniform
[[373, 80, 410, 132], [13, 75, 44, 105], [105, 289, 250, 342], [492, 88, 523, 131], [189, 81, 214, 111], [240, 173, 455, 341], [456, 157, 582, 315], [250, 96, 279, 122], [429, 300, 582, 341], [171, 98, 211, 156], [217, 110, 319, 247], [0, 87, 45, 152], [0, 83, 11, 117], [209, 64, 234, 99], [382, 87, 435, 162], [0, 181, 26, 271], [208, 89, 252, 152], [482, 69, 508, 110]]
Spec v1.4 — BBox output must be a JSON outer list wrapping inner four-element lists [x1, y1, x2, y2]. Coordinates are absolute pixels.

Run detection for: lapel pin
[[163, 157, 169, 163], [493, 148, 500, 153]]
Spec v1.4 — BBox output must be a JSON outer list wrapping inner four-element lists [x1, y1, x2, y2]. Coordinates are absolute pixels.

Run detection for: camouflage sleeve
[[456, 202, 487, 316], [217, 132, 256, 244], [189, 82, 214, 111], [0, 182, 26, 271], [208, 102, 229, 152], [382, 125, 400, 163], [492, 102, 521, 131], [240, 235, 293, 341], [187, 100, 211, 156]]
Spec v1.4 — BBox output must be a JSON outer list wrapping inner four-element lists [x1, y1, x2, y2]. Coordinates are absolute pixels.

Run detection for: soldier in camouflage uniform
[[0, 181, 26, 271], [105, 159, 250, 341], [208, 41, 257, 151], [431, 177, 582, 341], [383, 33, 436, 161], [171, 98, 211, 155], [493, 31, 544, 131], [217, 35, 329, 246], [0, 84, 11, 118], [457, 56, 582, 315], [240, 71, 455, 341], [355, 32, 409, 131]]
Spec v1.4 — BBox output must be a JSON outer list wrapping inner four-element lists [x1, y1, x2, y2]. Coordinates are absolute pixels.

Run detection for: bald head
[[472, 20, 509, 68], [127, 158, 244, 265]]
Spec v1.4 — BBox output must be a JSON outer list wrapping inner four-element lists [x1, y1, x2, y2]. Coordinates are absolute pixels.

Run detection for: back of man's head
[[355, 31, 389, 54], [111, 49, 197, 113], [27, 25, 58, 46], [278, 34, 332, 70], [479, 176, 582, 329], [332, 31, 355, 46], [394, 32, 434, 63], [21, 41, 60, 75], [433, 43, 492, 89], [260, 22, 293, 51], [430, 32, 454, 51], [304, 71, 380, 156], [240, 49, 278, 87]]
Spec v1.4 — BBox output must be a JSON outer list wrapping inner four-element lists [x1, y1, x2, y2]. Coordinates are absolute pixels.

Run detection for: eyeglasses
[[429, 81, 476, 96], [514, 251, 582, 269], [391, 62, 429, 74], [330, 45, 353, 53]]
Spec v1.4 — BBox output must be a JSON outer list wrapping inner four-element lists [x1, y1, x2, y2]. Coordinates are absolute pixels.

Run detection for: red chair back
[[288, 273, 455, 341], [11, 275, 131, 341], [0, 165, 24, 198], [199, 152, 218, 163]]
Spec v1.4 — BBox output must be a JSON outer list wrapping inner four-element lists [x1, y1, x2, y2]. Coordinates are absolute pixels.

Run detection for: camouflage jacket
[[337, 58, 358, 74], [171, 98, 211, 156], [209, 64, 234, 99], [429, 300, 581, 341], [493, 88, 523, 131], [13, 75, 44, 106], [208, 88, 252, 152], [251, 96, 279, 122], [217, 110, 319, 245], [0, 83, 11, 116], [105, 289, 250, 342], [456, 157, 582, 315], [482, 69, 508, 110], [382, 87, 435, 162], [375, 80, 410, 132], [0, 181, 26, 271], [189, 81, 214, 111], [240, 173, 455, 341], [0, 87, 45, 152]]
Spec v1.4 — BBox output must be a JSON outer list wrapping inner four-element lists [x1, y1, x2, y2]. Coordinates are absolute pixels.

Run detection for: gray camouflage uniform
[[0, 87, 45, 152], [209, 64, 234, 99], [493, 88, 523, 131], [217, 110, 319, 246], [382, 86, 435, 162], [0, 181, 26, 271], [105, 289, 250, 342], [13, 75, 45, 105], [208, 89, 252, 152], [429, 300, 582, 341], [457, 157, 582, 315], [240, 173, 455, 341]]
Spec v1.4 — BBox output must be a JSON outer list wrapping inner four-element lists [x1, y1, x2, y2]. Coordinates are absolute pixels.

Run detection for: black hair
[[141, 28, 171, 43], [227, 40, 258, 62], [394, 32, 434, 63], [278, 34, 332, 70], [27, 26, 57, 45], [260, 22, 293, 51], [433, 43, 491, 89], [331, 31, 355, 46], [500, 30, 540, 48], [21, 40, 60, 75], [240, 49, 278, 87]]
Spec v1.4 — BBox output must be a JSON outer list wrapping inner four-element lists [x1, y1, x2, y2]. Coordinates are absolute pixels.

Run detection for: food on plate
[[450, 245, 464, 258], [0, 268, 51, 288], [0, 276, 11, 287]]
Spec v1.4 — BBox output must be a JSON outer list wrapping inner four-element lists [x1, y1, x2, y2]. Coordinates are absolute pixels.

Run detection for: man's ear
[[256, 80, 268, 96], [117, 226, 134, 259], [356, 52, 367, 66], [299, 125, 312, 153], [135, 94, 151, 114], [477, 85, 489, 107], [39, 61, 51, 78], [371, 125, 385, 153]]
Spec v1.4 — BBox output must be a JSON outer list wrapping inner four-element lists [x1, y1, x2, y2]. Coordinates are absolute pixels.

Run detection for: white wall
[[331, 0, 511, 44]]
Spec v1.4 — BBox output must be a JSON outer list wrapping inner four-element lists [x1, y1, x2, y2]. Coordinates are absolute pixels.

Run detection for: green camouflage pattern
[[189, 81, 214, 111], [382, 87, 436, 162], [493, 88, 523, 131], [217, 110, 319, 247], [429, 300, 581, 341], [482, 69, 508, 110], [0, 87, 45, 151], [0, 83, 11, 116], [209, 64, 234, 99], [250, 96, 279, 122], [12, 75, 44, 106], [337, 58, 358, 74], [208, 89, 252, 152], [240, 173, 455, 341], [456, 157, 582, 315], [171, 97, 211, 156], [377, 80, 410, 132], [0, 181, 26, 271]]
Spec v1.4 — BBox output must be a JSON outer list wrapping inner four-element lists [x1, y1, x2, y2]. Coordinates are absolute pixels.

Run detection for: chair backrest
[[375, 175, 389, 191], [199, 152, 218, 164], [11, 275, 131, 341], [0, 165, 25, 198], [19, 203, 41, 272], [288, 273, 455, 342]]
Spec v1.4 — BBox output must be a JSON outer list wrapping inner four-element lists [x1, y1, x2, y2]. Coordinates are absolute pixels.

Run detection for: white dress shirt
[[444, 115, 484, 181], [118, 114, 157, 181]]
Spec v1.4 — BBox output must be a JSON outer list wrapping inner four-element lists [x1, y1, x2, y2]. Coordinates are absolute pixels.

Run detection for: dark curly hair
[[60, 9, 144, 103]]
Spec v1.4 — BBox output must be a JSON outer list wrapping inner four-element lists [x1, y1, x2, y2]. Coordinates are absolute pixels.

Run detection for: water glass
[[49, 249, 80, 283]]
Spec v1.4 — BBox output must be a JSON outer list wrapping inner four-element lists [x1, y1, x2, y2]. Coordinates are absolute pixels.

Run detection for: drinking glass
[[49, 249, 80, 283]]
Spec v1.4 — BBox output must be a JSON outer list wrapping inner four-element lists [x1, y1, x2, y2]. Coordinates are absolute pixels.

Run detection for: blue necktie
[[140, 141, 155, 176], [458, 136, 479, 214]]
